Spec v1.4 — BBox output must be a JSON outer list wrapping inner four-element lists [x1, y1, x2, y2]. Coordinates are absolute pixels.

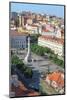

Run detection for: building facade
[[27, 18, 33, 25], [11, 30, 26, 49], [38, 35, 64, 57]]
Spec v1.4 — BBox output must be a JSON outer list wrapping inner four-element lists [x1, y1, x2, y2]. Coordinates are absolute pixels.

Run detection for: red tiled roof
[[42, 29, 50, 32], [47, 72, 64, 87]]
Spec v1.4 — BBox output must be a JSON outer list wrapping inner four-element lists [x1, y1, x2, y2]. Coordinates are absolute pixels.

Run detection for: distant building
[[61, 29, 64, 39], [32, 13, 36, 19], [27, 18, 33, 25], [11, 30, 26, 49], [11, 12, 18, 20], [42, 32, 56, 36], [42, 26, 63, 37], [38, 35, 64, 57], [18, 14, 24, 27], [54, 26, 63, 38], [44, 24, 54, 32], [25, 24, 42, 34], [18, 14, 21, 27], [46, 14, 50, 21], [35, 14, 42, 21]]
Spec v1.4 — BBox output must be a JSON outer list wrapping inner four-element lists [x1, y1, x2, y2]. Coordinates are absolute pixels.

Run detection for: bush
[[49, 54, 53, 60], [52, 54, 64, 67], [16, 64, 25, 71], [31, 44, 54, 56], [24, 67, 33, 78], [30, 34, 41, 43], [55, 59, 64, 67], [31, 44, 44, 55], [11, 55, 23, 65], [31, 44, 64, 68], [11, 55, 33, 78]]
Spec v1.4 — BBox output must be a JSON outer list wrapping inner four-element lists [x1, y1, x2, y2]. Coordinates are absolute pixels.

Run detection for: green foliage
[[30, 34, 41, 43], [49, 54, 53, 59], [31, 44, 64, 68], [31, 44, 54, 56], [11, 55, 23, 65], [51, 54, 64, 67], [16, 64, 25, 71], [24, 67, 33, 78], [11, 55, 33, 78], [53, 54, 58, 63]]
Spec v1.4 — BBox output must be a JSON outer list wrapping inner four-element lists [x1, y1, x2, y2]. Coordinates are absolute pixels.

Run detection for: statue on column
[[24, 34, 32, 64]]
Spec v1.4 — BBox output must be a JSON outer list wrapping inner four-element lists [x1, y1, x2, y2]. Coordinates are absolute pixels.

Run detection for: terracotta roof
[[42, 29, 50, 32], [47, 72, 64, 87], [38, 35, 64, 45]]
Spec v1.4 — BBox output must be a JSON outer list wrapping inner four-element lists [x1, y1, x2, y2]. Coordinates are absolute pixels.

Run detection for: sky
[[11, 2, 64, 18]]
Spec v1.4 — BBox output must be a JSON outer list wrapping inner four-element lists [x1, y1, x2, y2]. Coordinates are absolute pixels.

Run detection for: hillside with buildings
[[10, 10, 65, 97]]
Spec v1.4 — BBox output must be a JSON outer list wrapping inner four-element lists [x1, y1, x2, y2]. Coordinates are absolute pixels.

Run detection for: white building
[[11, 30, 26, 49], [46, 14, 50, 21], [38, 35, 64, 57], [25, 24, 42, 34], [42, 32, 55, 36], [44, 24, 54, 32]]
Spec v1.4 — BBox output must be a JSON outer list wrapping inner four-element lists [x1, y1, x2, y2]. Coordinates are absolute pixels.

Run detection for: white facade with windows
[[11, 35, 26, 49], [38, 37, 64, 57]]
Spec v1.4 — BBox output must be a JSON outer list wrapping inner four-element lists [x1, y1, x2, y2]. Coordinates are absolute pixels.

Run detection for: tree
[[11, 55, 23, 65], [53, 54, 58, 63], [30, 34, 41, 43], [24, 67, 33, 78], [11, 55, 33, 78], [49, 54, 53, 59], [31, 44, 64, 68]]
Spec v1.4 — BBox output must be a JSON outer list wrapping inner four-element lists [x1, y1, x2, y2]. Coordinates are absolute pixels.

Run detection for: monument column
[[24, 34, 32, 64]]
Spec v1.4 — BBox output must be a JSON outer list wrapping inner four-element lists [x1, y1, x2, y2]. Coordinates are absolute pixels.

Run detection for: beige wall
[[27, 19, 32, 25]]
